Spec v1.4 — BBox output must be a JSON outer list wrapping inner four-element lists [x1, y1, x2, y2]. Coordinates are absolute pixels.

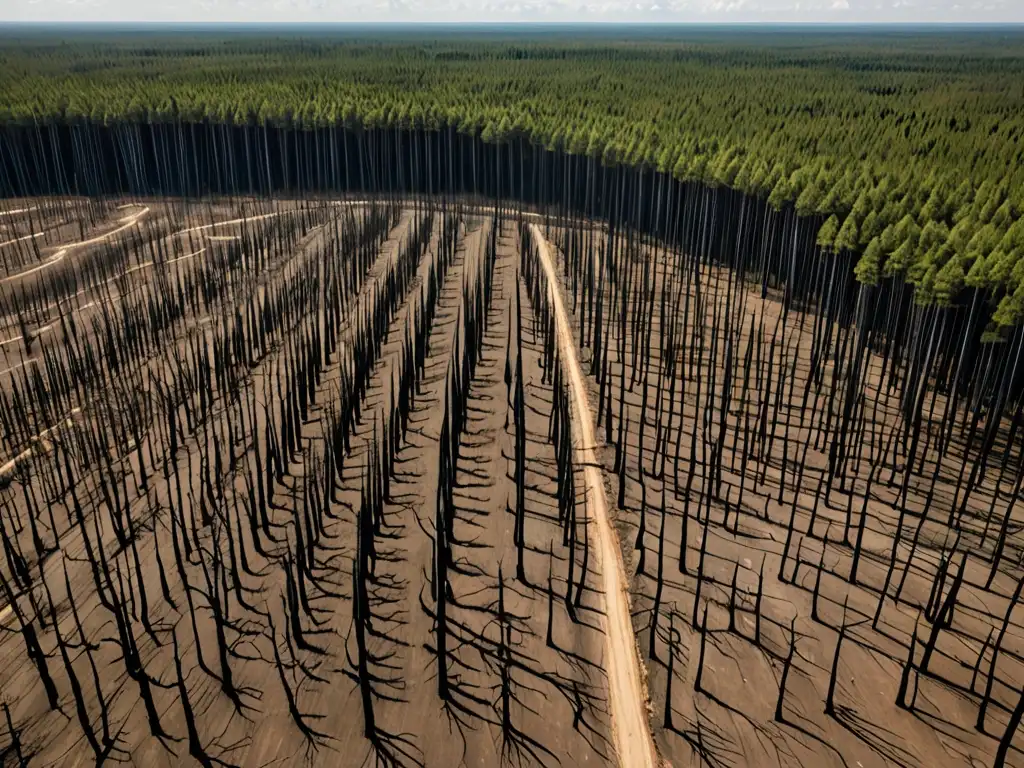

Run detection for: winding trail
[[0, 407, 80, 481], [0, 406, 81, 627], [170, 209, 284, 237], [0, 232, 45, 249], [0, 205, 150, 285], [530, 224, 658, 768]]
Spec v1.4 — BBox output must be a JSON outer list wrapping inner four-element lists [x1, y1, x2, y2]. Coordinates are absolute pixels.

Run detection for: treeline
[[3, 118, 1024, 425], [1, 30, 1023, 317]]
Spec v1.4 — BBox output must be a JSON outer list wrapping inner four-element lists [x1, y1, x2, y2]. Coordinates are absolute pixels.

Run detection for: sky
[[3, 0, 1023, 24]]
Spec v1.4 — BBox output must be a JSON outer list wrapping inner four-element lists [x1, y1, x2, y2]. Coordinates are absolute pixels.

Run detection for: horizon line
[[3, 21, 1024, 27]]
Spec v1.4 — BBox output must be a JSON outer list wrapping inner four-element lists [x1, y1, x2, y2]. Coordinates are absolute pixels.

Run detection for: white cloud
[[2, 0, 1023, 21]]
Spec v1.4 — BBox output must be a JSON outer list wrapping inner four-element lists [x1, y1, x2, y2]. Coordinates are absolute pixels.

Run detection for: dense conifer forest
[[2, 27, 1024, 316], [0, 25, 1023, 768]]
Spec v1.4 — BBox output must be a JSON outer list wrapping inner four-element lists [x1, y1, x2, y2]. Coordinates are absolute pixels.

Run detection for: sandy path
[[0, 232, 45, 249], [0, 405, 81, 627], [59, 205, 150, 250], [0, 249, 67, 282], [171, 209, 284, 237], [0, 206, 150, 285], [530, 224, 658, 768], [0, 407, 81, 480], [83, 245, 207, 291]]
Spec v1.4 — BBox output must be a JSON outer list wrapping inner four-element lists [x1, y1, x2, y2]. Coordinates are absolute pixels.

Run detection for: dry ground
[[0, 198, 612, 768], [0, 197, 1019, 768], [539, 219, 1024, 768]]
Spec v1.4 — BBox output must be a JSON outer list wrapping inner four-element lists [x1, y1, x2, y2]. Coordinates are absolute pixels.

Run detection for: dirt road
[[530, 224, 658, 768]]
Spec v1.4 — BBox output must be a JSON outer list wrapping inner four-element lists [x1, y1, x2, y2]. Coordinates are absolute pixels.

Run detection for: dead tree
[[775, 617, 797, 723]]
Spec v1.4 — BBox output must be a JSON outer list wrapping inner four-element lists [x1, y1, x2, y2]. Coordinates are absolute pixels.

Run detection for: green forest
[[2, 27, 1024, 319]]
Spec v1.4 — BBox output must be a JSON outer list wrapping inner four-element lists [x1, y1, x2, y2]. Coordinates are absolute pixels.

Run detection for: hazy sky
[[4, 0, 1023, 24]]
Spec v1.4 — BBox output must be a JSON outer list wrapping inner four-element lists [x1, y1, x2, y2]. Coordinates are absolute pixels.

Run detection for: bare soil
[[0, 197, 1019, 768], [539, 219, 1024, 768], [0, 198, 616, 768]]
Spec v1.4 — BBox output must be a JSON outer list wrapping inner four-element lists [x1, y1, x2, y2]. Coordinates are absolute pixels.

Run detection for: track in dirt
[[531, 223, 658, 768], [0, 203, 149, 285]]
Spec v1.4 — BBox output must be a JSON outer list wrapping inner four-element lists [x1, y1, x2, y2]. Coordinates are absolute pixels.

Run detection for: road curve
[[530, 224, 658, 768], [0, 206, 150, 285]]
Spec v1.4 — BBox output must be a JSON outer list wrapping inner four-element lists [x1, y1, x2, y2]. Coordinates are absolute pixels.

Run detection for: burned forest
[[0, 26, 1024, 768]]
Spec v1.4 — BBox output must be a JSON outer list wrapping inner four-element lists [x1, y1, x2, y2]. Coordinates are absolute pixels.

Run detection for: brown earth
[[0, 197, 1019, 768], [0, 199, 615, 768], [537, 219, 1024, 768]]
